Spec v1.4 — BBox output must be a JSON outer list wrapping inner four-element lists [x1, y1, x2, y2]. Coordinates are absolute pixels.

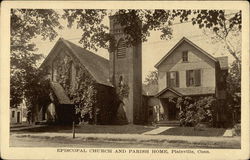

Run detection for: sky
[[32, 11, 237, 82]]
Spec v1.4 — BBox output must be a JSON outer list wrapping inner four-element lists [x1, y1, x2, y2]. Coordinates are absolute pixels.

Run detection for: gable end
[[154, 37, 218, 68]]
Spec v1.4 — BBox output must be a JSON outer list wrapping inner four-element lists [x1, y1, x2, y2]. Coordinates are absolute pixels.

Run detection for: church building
[[34, 15, 144, 125]]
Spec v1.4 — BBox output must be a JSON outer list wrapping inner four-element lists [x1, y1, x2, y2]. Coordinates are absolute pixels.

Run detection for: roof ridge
[[61, 39, 109, 62], [60, 38, 112, 87]]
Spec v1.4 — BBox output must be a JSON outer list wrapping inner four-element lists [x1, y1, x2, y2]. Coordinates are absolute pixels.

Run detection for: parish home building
[[149, 37, 228, 126]]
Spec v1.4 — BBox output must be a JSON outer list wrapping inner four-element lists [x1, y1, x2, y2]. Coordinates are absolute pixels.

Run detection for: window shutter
[[195, 69, 201, 86], [186, 70, 190, 87], [175, 71, 179, 87], [167, 72, 170, 87]]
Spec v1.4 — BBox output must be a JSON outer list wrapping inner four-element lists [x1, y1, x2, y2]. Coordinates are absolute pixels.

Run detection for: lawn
[[10, 134, 241, 148], [159, 127, 226, 137], [12, 124, 155, 134]]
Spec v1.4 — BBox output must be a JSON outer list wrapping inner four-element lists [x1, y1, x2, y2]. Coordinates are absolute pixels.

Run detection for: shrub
[[232, 123, 241, 136], [176, 96, 217, 127]]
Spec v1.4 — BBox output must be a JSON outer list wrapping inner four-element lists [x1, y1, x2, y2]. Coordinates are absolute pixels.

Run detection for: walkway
[[223, 129, 233, 137], [142, 127, 173, 135]]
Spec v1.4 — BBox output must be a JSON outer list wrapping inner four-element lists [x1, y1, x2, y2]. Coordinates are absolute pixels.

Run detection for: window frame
[[182, 51, 188, 62], [188, 70, 195, 86], [186, 69, 201, 87], [12, 111, 15, 118], [167, 71, 179, 88], [170, 72, 176, 87]]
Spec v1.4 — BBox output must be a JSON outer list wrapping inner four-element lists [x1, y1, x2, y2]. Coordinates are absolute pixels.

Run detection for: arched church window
[[117, 39, 126, 59]]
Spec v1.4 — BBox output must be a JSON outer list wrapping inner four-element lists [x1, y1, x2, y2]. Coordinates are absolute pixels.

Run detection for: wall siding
[[158, 41, 216, 93]]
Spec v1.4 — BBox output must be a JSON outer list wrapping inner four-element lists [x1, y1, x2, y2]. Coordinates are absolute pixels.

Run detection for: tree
[[173, 10, 241, 68], [10, 9, 63, 108], [227, 60, 241, 95], [62, 9, 241, 64], [226, 60, 241, 121], [144, 70, 158, 85], [62, 9, 175, 51]]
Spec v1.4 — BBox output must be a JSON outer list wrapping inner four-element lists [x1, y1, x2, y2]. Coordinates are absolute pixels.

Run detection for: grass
[[11, 134, 241, 149], [159, 127, 226, 137], [12, 124, 154, 134], [12, 124, 228, 137]]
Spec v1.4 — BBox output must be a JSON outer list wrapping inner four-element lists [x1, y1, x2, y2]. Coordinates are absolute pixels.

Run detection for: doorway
[[168, 101, 178, 120], [17, 112, 20, 123]]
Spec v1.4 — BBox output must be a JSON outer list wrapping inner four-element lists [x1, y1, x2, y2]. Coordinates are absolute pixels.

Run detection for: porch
[[154, 88, 182, 126]]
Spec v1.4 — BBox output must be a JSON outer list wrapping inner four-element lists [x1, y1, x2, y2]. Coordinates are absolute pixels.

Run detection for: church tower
[[109, 15, 142, 124]]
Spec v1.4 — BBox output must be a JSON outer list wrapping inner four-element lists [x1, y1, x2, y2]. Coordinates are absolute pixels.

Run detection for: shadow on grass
[[159, 127, 226, 137], [13, 125, 73, 133], [12, 124, 153, 134]]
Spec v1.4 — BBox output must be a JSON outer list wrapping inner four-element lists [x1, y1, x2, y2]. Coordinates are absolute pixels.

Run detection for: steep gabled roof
[[61, 39, 112, 87], [41, 38, 112, 87], [154, 37, 218, 68]]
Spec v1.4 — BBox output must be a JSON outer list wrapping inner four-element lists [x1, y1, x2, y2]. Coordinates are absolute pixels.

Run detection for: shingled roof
[[61, 39, 112, 87], [41, 38, 112, 87]]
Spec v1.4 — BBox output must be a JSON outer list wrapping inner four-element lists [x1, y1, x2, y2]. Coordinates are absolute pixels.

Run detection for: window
[[12, 111, 15, 118], [186, 69, 201, 87], [167, 71, 179, 87], [182, 51, 188, 62], [117, 39, 126, 59]]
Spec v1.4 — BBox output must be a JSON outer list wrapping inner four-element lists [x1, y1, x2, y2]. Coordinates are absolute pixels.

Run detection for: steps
[[156, 120, 180, 127]]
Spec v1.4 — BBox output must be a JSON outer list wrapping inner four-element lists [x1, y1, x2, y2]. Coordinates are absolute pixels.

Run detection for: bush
[[232, 123, 241, 136], [176, 96, 217, 127]]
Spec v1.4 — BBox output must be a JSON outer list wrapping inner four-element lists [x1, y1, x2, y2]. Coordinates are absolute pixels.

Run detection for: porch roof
[[155, 87, 215, 98], [155, 87, 183, 98]]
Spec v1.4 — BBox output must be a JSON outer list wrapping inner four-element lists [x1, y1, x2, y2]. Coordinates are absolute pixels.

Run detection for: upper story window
[[167, 71, 179, 87], [182, 51, 188, 62], [186, 69, 201, 87], [117, 39, 126, 59], [12, 111, 15, 118]]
